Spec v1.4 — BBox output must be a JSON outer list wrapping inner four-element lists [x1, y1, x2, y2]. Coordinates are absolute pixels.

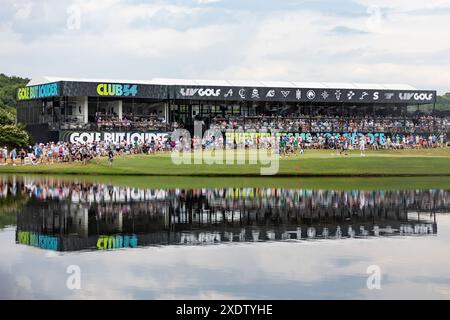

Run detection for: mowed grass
[[0, 148, 449, 177]]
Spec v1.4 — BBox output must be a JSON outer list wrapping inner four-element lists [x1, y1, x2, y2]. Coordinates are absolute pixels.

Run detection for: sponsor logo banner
[[18, 81, 435, 105], [225, 131, 441, 146], [173, 86, 435, 104], [57, 81, 167, 99], [17, 83, 59, 100], [61, 131, 171, 144], [96, 83, 138, 97], [180, 88, 220, 97], [398, 92, 434, 102]]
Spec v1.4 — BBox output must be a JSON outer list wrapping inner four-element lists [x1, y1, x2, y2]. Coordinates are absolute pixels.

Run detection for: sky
[[0, 0, 449, 93]]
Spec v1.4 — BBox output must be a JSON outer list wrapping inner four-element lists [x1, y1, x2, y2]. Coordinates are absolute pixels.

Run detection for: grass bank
[[0, 149, 449, 177]]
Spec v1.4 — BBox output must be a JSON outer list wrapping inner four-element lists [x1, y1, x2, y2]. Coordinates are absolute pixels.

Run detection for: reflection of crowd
[[2, 178, 448, 215], [199, 188, 450, 214]]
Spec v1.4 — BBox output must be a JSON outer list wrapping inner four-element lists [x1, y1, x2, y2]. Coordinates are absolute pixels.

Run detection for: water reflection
[[1, 177, 446, 252]]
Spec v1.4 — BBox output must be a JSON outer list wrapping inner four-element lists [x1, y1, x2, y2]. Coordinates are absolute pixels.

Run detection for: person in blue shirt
[[34, 144, 42, 163]]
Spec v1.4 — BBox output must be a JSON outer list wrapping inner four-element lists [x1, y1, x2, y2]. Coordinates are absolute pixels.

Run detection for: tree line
[[0, 73, 30, 149]]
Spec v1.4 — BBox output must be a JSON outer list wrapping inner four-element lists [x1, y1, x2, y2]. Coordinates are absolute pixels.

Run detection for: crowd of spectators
[[61, 113, 169, 131], [96, 115, 168, 131], [0, 129, 448, 166], [0, 136, 176, 166], [210, 115, 450, 133], [1, 113, 449, 166]]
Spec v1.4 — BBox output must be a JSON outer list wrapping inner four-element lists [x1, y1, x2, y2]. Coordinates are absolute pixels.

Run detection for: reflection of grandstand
[[8, 178, 444, 251]]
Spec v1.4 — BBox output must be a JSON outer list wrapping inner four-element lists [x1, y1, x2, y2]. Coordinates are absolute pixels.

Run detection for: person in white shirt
[[359, 136, 366, 156]]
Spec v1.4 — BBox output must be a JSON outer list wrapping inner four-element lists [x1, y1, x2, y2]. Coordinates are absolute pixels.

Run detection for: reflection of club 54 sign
[[97, 234, 138, 250], [97, 83, 138, 96], [17, 83, 58, 100], [399, 92, 433, 101]]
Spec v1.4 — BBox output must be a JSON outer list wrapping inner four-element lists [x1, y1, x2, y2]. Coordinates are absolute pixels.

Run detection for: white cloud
[[0, 0, 449, 93], [355, 0, 450, 11], [196, 0, 222, 4]]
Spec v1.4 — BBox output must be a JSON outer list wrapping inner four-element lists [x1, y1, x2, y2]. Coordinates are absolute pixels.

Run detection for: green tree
[[0, 73, 29, 109], [0, 124, 30, 149], [0, 107, 15, 125], [0, 74, 31, 148]]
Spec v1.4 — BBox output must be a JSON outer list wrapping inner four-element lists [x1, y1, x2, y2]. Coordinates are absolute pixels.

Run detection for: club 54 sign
[[96, 83, 138, 97]]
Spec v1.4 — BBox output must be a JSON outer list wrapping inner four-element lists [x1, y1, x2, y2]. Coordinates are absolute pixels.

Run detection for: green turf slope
[[0, 149, 449, 177]]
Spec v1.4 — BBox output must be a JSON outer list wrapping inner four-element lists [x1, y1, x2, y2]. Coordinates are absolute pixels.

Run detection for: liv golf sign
[[61, 131, 171, 144]]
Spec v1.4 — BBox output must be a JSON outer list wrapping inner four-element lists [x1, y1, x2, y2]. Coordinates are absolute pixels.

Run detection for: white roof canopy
[[27, 76, 418, 91]]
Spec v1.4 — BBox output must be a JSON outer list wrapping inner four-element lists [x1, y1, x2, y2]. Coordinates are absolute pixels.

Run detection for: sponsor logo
[[335, 90, 342, 100], [359, 91, 368, 100], [296, 89, 302, 100], [321, 90, 329, 100], [198, 88, 221, 97], [179, 88, 198, 97], [384, 93, 394, 100], [97, 83, 138, 97], [306, 90, 316, 100], [251, 89, 260, 99], [224, 89, 233, 98], [281, 90, 290, 98], [347, 91, 355, 100], [415, 92, 433, 101], [66, 131, 169, 144], [239, 88, 246, 99], [399, 92, 434, 101], [17, 83, 59, 100], [266, 90, 275, 98], [373, 92, 379, 100], [179, 88, 221, 97], [399, 92, 414, 100]]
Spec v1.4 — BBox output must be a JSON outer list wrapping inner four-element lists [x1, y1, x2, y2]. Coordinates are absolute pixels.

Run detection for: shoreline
[[2, 174, 450, 191], [0, 168, 450, 177], [1, 149, 449, 177]]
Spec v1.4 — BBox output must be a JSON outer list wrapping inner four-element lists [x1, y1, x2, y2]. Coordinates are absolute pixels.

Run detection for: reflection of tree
[[0, 195, 28, 229]]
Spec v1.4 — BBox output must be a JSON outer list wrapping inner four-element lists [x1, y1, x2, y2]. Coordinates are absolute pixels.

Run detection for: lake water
[[1, 175, 449, 299]]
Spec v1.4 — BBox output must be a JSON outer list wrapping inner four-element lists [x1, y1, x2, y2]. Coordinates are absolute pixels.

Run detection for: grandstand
[[15, 76, 446, 144]]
